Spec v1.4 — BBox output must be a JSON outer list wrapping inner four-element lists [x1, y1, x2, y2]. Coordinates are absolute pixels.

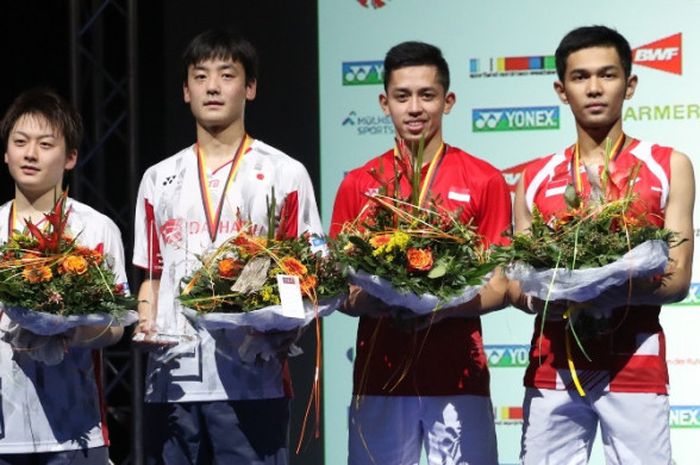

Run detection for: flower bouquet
[[177, 189, 346, 333], [0, 194, 137, 362], [494, 138, 683, 370], [334, 138, 497, 315]]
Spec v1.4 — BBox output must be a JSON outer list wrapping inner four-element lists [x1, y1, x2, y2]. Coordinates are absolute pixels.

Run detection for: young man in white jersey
[[132, 30, 322, 465], [511, 26, 694, 465], [0, 88, 128, 464], [330, 41, 511, 465]]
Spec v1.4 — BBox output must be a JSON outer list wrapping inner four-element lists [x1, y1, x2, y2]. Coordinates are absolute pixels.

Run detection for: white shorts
[[348, 395, 498, 465], [520, 387, 671, 465]]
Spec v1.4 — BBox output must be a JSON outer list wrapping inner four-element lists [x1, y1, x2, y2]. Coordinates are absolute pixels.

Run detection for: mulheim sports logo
[[473, 106, 559, 132], [469, 55, 556, 78], [669, 406, 700, 428], [342, 110, 394, 135], [342, 61, 384, 86], [667, 282, 700, 306], [494, 406, 524, 424], [633, 33, 682, 75], [484, 344, 530, 368]]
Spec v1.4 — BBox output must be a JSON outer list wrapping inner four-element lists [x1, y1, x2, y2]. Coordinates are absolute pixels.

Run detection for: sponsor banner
[[473, 106, 559, 132], [494, 406, 524, 424], [667, 282, 700, 306], [633, 33, 682, 75], [624, 103, 700, 121], [342, 60, 384, 86], [485, 344, 531, 368], [342, 110, 394, 135], [356, 0, 390, 8], [469, 55, 556, 78], [670, 406, 700, 428]]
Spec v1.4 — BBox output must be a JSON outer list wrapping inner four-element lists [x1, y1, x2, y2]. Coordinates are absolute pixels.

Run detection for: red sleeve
[[144, 199, 163, 277], [476, 172, 512, 246], [329, 172, 362, 238], [276, 191, 299, 240]]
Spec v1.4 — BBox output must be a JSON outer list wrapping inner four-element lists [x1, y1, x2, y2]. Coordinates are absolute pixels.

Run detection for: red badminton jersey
[[330, 145, 511, 396], [521, 139, 673, 394]]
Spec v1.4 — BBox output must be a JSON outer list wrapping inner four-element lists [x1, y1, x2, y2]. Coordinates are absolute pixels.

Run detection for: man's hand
[[340, 285, 401, 318]]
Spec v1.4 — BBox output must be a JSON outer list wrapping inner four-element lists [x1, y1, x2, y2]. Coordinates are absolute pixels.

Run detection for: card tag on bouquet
[[276, 275, 305, 319]]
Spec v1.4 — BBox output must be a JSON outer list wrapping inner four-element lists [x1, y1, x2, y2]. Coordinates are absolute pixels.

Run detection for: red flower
[[281, 257, 308, 276]]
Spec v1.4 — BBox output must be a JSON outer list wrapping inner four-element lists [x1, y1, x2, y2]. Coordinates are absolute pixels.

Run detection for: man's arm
[[69, 325, 124, 348], [134, 278, 160, 338]]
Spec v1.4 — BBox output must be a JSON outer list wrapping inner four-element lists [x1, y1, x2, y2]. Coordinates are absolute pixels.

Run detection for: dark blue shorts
[[0, 447, 108, 465], [145, 398, 290, 465]]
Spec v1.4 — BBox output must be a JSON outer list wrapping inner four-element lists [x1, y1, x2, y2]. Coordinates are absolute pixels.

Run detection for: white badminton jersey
[[0, 198, 128, 453], [133, 139, 322, 403]]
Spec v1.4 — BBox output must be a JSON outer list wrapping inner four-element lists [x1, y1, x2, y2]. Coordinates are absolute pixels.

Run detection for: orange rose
[[23, 266, 53, 283], [281, 257, 308, 276], [218, 257, 242, 278], [406, 248, 433, 272], [300, 275, 318, 295], [61, 255, 89, 275], [369, 234, 391, 249]]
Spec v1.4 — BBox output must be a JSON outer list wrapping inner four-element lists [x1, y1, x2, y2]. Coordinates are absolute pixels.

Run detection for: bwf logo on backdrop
[[633, 33, 682, 75], [342, 61, 384, 86], [472, 106, 559, 132]]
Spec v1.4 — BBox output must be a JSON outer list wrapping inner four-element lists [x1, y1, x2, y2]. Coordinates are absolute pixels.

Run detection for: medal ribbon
[[7, 201, 50, 240], [394, 142, 446, 207], [197, 134, 252, 243], [572, 133, 625, 193]]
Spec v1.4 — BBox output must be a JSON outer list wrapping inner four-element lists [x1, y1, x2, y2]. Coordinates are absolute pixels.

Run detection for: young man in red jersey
[[330, 41, 511, 465], [512, 26, 694, 465]]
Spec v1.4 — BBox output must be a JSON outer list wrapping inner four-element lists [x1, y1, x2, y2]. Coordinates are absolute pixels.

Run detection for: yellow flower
[[389, 231, 410, 251], [23, 266, 53, 283], [260, 285, 275, 303]]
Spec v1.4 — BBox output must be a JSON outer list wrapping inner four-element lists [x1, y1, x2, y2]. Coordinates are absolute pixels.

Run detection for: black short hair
[[383, 41, 450, 92], [0, 88, 83, 152], [182, 29, 258, 85], [555, 26, 632, 81]]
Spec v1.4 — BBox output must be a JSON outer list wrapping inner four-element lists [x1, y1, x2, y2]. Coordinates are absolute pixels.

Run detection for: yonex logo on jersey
[[484, 345, 530, 368], [162, 175, 176, 186], [632, 33, 682, 75], [472, 106, 559, 132], [342, 61, 384, 86], [669, 406, 700, 428]]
